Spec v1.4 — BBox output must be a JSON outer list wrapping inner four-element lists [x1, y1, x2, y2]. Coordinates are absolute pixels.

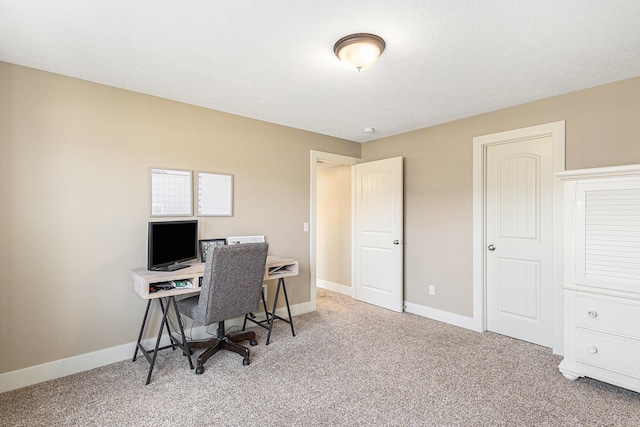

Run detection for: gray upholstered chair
[[176, 242, 269, 374]]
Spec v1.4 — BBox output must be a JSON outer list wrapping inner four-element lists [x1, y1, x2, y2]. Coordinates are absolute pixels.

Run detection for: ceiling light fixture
[[333, 33, 385, 71]]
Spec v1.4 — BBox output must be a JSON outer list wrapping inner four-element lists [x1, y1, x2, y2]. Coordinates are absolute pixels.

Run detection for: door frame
[[472, 121, 565, 354], [310, 150, 361, 309]]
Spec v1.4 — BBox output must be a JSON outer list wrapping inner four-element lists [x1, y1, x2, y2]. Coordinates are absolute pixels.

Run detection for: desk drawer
[[575, 331, 640, 378], [575, 295, 640, 340]]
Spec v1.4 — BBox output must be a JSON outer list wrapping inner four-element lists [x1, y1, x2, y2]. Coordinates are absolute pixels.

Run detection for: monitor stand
[[154, 263, 190, 272]]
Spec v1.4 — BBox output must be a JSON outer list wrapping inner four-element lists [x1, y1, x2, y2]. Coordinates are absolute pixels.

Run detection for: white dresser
[[556, 165, 640, 392]]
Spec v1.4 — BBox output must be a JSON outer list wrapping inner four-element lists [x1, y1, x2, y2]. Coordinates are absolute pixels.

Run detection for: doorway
[[316, 160, 354, 295], [472, 122, 565, 354], [310, 151, 404, 313], [310, 151, 361, 310]]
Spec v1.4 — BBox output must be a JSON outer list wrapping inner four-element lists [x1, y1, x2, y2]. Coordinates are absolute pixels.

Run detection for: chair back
[[196, 242, 269, 325]]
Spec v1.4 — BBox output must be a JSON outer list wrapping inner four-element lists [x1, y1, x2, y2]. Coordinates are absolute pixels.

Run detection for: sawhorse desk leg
[[132, 296, 193, 385], [243, 277, 295, 345], [265, 277, 295, 345]]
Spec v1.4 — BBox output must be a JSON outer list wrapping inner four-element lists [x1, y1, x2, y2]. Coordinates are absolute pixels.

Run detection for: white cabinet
[[556, 164, 640, 393]]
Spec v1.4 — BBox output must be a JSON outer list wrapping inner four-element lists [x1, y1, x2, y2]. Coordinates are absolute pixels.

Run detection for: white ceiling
[[2, 1, 640, 143]]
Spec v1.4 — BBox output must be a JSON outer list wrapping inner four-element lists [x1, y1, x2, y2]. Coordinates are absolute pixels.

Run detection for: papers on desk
[[268, 265, 289, 275], [149, 280, 194, 293]]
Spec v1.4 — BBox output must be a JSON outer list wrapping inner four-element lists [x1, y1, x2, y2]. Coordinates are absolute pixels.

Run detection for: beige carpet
[[1, 289, 639, 426]]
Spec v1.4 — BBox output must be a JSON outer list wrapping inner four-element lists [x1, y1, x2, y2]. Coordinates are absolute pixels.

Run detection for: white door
[[486, 137, 554, 347], [354, 157, 404, 312]]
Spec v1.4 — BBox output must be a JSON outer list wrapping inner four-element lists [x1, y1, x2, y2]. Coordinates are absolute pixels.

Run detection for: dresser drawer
[[575, 331, 640, 378], [575, 295, 640, 340]]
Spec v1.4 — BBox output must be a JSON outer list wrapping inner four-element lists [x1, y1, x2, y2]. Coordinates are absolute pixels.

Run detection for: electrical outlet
[[303, 222, 309, 232], [429, 285, 435, 295]]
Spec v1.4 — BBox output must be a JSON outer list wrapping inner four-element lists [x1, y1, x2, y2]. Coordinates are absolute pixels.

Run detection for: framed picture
[[196, 172, 233, 216], [227, 235, 266, 245], [199, 238, 226, 262], [149, 168, 193, 216]]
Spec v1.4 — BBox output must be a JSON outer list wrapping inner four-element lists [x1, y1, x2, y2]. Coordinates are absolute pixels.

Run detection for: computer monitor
[[147, 220, 198, 271]]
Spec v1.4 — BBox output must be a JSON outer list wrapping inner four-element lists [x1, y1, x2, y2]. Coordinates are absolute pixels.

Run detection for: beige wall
[[362, 76, 640, 317], [0, 62, 361, 373], [316, 165, 352, 287]]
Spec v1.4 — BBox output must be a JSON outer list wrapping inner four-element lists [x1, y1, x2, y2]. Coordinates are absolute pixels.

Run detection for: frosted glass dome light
[[334, 33, 386, 71]]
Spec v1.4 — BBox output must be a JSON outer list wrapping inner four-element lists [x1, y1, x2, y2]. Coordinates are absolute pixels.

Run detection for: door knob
[[393, 240, 401, 245], [487, 244, 496, 251]]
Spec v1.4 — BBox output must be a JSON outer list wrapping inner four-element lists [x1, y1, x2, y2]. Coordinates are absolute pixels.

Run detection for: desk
[[130, 256, 298, 384]]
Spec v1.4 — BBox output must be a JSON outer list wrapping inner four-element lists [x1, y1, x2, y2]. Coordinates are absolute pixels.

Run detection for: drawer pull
[[588, 346, 598, 354], [587, 311, 598, 318]]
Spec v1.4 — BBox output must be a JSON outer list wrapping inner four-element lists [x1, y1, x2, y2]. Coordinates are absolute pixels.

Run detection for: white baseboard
[[0, 301, 313, 393], [404, 301, 481, 332], [316, 279, 353, 297], [315, 284, 477, 332], [0, 342, 134, 394]]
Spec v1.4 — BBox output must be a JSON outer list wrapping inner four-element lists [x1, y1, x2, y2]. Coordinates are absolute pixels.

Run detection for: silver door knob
[[487, 244, 496, 251], [393, 240, 401, 245]]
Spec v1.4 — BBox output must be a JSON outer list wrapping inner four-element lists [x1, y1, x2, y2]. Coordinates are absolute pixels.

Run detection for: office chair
[[176, 242, 269, 374]]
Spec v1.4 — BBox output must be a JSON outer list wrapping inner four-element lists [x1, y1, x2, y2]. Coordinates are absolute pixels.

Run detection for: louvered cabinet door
[[575, 180, 640, 294]]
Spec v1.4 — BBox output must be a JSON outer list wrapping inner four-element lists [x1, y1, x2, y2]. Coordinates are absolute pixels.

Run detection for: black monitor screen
[[147, 220, 198, 271]]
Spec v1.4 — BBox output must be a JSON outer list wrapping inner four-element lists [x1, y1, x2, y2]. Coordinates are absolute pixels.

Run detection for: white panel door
[[486, 138, 554, 346], [355, 157, 404, 312]]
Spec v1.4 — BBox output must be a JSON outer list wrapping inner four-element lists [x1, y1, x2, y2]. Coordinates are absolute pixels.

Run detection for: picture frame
[[196, 172, 233, 216], [149, 168, 193, 217], [199, 238, 227, 262], [226, 235, 266, 245]]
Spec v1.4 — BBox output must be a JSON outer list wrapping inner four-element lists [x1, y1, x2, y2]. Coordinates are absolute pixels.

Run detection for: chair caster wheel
[[243, 358, 250, 366], [195, 366, 204, 375], [250, 339, 258, 346]]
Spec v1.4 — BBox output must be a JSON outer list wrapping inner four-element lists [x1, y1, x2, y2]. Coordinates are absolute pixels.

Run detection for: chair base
[[187, 322, 258, 374]]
